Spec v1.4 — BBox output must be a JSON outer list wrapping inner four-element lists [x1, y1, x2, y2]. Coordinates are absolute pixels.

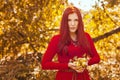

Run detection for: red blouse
[[41, 33, 100, 80]]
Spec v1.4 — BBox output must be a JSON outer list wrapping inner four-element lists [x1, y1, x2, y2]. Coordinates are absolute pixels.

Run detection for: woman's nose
[[71, 21, 75, 25]]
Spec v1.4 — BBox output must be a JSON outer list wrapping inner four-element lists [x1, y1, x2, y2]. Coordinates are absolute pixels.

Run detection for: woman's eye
[[75, 19, 78, 21], [68, 19, 71, 21]]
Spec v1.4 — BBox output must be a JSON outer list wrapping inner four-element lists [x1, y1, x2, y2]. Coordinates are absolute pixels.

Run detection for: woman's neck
[[70, 32, 77, 41]]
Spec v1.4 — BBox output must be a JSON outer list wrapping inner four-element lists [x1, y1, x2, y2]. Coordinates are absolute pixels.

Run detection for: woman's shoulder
[[85, 32, 91, 37], [52, 34, 60, 39], [50, 34, 60, 42], [85, 32, 93, 41]]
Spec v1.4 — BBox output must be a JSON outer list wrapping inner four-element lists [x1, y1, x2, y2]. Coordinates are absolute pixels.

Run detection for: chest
[[68, 44, 86, 58], [58, 44, 87, 63]]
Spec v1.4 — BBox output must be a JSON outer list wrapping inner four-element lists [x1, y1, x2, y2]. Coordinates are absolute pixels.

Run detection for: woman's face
[[68, 13, 78, 33]]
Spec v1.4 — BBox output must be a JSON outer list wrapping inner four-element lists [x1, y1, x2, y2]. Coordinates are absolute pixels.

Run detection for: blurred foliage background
[[0, 0, 120, 80]]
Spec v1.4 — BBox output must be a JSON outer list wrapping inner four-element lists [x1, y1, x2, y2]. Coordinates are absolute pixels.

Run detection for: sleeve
[[86, 33, 100, 65], [41, 35, 69, 70]]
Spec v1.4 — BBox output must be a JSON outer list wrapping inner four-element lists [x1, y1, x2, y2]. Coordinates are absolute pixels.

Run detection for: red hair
[[58, 6, 90, 55]]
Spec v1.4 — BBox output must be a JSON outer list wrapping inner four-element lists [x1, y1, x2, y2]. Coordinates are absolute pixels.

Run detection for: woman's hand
[[75, 66, 85, 73], [68, 62, 85, 73], [68, 62, 76, 70]]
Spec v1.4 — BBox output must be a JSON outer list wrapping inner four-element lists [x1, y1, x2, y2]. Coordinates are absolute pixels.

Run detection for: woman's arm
[[41, 35, 69, 70], [86, 33, 100, 65]]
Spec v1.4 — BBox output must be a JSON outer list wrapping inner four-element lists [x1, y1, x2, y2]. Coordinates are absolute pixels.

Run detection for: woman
[[41, 6, 100, 80]]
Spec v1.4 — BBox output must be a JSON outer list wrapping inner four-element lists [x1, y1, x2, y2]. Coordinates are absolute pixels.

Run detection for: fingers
[[68, 62, 76, 69], [68, 62, 85, 73], [75, 67, 85, 73]]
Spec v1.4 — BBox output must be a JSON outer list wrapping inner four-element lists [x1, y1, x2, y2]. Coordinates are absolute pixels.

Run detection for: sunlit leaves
[[0, 0, 66, 79], [83, 1, 120, 79], [0, 0, 66, 56], [104, 0, 120, 7]]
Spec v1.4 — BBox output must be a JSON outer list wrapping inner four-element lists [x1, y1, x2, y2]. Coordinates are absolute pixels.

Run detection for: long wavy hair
[[58, 6, 91, 55]]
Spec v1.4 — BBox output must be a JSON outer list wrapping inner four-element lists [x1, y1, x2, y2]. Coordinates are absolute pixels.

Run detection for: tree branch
[[93, 27, 120, 42]]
